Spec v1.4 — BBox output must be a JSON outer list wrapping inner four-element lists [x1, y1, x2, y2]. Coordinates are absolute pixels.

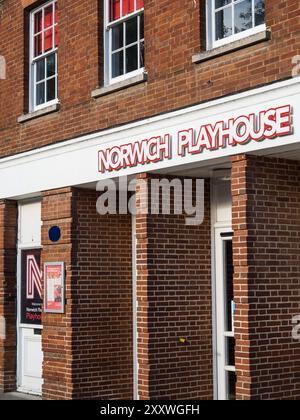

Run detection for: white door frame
[[16, 245, 43, 391], [210, 173, 233, 400], [213, 226, 237, 400], [17, 200, 43, 395], [132, 214, 138, 400]]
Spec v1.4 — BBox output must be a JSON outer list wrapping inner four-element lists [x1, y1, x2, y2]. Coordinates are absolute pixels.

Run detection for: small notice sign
[[44, 262, 65, 314]]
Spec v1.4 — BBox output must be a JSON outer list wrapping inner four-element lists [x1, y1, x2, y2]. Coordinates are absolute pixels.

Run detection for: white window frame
[[104, 0, 145, 86], [206, 0, 266, 50], [215, 228, 235, 400], [29, 0, 58, 113]]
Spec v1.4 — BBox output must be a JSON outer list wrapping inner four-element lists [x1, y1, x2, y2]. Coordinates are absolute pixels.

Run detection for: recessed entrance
[[215, 229, 236, 400], [17, 201, 43, 395]]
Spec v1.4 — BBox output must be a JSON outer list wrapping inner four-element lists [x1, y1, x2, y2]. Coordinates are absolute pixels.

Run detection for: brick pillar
[[41, 188, 76, 400], [41, 187, 133, 400], [232, 154, 300, 400], [0, 200, 17, 393], [136, 174, 213, 400]]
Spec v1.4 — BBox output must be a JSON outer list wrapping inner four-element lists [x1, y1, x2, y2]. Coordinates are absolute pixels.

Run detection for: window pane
[[44, 28, 53, 52], [36, 82, 45, 106], [34, 11, 43, 34], [54, 25, 58, 47], [227, 371, 237, 400], [110, 0, 121, 21], [255, 0, 265, 26], [140, 40, 144, 67], [126, 44, 138, 73], [34, 33, 43, 57], [44, 5, 53, 29], [112, 23, 123, 51], [126, 17, 138, 45], [47, 77, 56, 102], [47, 54, 56, 78], [225, 240, 234, 332], [123, 0, 135, 16], [55, 2, 58, 24], [226, 337, 235, 366], [140, 13, 144, 39], [112, 50, 124, 78], [215, 0, 231, 9], [215, 7, 232, 40], [234, 0, 252, 34], [36, 59, 45, 82]]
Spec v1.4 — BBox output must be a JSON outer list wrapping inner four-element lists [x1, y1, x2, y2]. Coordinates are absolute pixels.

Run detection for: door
[[17, 201, 43, 395], [215, 228, 236, 400]]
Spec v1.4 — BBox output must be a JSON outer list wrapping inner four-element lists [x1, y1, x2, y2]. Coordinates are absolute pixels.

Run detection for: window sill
[[91, 72, 147, 99], [192, 29, 271, 64], [17, 103, 60, 124]]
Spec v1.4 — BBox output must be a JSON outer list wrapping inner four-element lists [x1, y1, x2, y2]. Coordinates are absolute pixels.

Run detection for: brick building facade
[[0, 0, 300, 400]]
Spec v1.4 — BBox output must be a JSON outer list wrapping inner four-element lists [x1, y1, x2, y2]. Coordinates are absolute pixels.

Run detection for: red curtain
[[123, 0, 135, 15], [34, 3, 58, 56], [44, 29, 53, 52], [111, 0, 121, 20], [137, 0, 144, 9], [44, 6, 53, 28], [111, 0, 144, 21]]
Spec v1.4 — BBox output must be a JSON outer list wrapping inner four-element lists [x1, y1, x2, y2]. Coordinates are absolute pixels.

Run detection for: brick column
[[135, 174, 213, 400], [0, 200, 17, 393], [232, 154, 300, 400], [41, 188, 76, 400], [41, 187, 133, 400]]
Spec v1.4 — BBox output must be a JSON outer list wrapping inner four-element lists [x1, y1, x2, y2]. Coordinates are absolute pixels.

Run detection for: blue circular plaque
[[48, 226, 61, 242]]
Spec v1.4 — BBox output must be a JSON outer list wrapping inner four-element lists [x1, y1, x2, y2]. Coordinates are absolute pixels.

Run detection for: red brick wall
[[71, 189, 133, 400], [0, 1, 300, 157], [232, 155, 300, 400], [0, 200, 18, 393], [136, 174, 213, 399], [41, 188, 75, 400], [41, 188, 133, 400]]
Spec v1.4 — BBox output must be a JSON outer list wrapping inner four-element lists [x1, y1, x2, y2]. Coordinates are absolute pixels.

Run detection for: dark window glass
[[47, 54, 56, 78], [126, 44, 138, 73], [112, 23, 123, 51], [215, 8, 232, 40], [112, 50, 124, 77], [215, 0, 231, 8], [47, 78, 56, 101], [234, 0, 252, 34], [34, 11, 43, 34], [225, 240, 234, 332], [140, 40, 144, 67], [226, 337, 235, 366], [255, 0, 265, 26], [36, 59, 45, 82], [36, 82, 45, 105], [227, 372, 237, 400], [126, 17, 138, 45], [34, 33, 43, 57], [140, 13, 144, 39]]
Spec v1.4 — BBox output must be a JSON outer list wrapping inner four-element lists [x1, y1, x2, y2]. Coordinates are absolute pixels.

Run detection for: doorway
[[17, 201, 43, 395], [214, 228, 236, 400]]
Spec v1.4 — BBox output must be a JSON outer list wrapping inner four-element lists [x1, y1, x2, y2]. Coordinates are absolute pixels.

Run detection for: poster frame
[[44, 262, 65, 314]]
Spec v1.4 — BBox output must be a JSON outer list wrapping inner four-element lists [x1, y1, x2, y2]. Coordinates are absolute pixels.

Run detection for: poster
[[44, 262, 65, 314], [21, 249, 43, 325]]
